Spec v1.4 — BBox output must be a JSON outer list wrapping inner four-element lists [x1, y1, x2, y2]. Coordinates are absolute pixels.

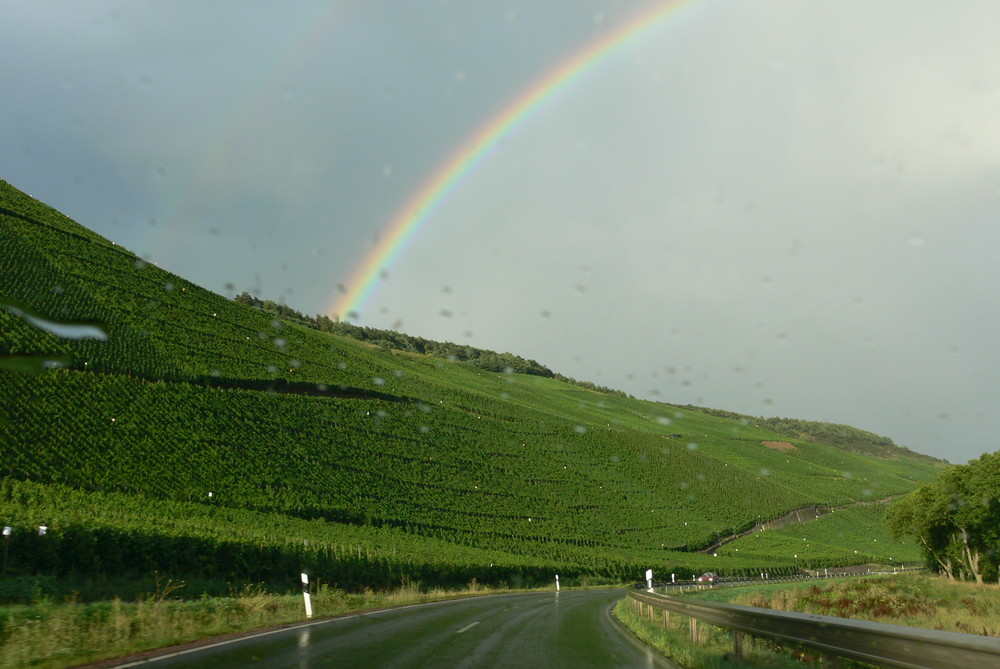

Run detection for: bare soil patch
[[763, 441, 798, 452]]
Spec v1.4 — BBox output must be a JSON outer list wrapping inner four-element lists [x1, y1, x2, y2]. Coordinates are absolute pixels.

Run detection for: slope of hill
[[0, 178, 946, 592]]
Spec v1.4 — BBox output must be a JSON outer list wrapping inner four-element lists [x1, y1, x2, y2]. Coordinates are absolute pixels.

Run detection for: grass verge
[[0, 580, 538, 669], [611, 596, 808, 668], [694, 573, 1000, 636]]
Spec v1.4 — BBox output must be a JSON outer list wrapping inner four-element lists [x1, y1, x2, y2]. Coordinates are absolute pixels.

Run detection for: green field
[[1, 177, 947, 596]]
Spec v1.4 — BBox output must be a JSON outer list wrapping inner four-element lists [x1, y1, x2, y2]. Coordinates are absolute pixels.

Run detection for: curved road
[[117, 589, 668, 668]]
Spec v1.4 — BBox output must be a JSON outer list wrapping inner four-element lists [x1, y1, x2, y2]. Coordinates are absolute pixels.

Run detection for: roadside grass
[[695, 573, 1000, 636], [0, 580, 559, 669], [611, 597, 807, 668]]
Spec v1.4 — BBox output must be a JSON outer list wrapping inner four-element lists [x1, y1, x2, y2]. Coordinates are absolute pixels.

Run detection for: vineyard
[[0, 178, 946, 596]]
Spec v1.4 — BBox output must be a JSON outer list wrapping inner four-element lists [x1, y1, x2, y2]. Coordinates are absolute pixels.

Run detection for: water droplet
[[574, 425, 587, 434], [2, 302, 108, 340], [656, 416, 672, 426], [373, 377, 386, 386], [759, 468, 771, 476], [686, 442, 698, 451], [164, 282, 173, 291], [908, 235, 925, 247], [274, 338, 287, 349]]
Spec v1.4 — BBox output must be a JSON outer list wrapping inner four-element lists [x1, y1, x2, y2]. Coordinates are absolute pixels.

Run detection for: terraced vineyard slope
[[0, 179, 946, 593]]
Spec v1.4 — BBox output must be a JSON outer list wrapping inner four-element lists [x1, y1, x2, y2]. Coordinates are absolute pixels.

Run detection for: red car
[[697, 571, 718, 584]]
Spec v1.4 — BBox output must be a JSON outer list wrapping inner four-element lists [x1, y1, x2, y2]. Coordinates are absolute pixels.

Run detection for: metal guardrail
[[642, 566, 926, 594], [628, 589, 1000, 669]]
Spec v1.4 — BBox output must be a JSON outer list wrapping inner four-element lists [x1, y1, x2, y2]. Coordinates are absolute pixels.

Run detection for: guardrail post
[[690, 617, 699, 645], [663, 609, 670, 629], [733, 630, 744, 659], [648, 604, 655, 622]]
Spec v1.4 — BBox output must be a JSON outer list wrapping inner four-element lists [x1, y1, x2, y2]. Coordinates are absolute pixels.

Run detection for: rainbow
[[331, 0, 700, 320]]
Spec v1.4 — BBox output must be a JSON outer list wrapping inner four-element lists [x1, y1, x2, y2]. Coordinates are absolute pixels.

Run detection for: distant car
[[696, 571, 718, 584]]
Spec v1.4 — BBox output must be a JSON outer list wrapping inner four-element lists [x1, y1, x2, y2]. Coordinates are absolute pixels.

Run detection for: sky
[[3, 0, 999, 464]]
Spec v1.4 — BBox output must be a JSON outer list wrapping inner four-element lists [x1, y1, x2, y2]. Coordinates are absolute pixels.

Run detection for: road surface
[[117, 588, 668, 668]]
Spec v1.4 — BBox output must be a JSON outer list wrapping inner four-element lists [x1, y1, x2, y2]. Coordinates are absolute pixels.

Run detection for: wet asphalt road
[[118, 589, 664, 668]]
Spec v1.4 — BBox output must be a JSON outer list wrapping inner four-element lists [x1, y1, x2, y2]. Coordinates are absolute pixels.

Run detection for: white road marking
[[456, 621, 480, 634]]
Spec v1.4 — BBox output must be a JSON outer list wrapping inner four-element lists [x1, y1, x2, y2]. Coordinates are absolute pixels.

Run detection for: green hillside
[[0, 178, 946, 594], [719, 504, 921, 567]]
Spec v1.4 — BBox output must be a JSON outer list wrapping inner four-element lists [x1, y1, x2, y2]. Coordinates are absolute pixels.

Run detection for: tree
[[887, 483, 956, 579], [887, 452, 1000, 583]]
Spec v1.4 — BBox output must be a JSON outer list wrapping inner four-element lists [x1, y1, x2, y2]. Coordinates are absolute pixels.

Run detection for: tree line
[[233, 292, 631, 396]]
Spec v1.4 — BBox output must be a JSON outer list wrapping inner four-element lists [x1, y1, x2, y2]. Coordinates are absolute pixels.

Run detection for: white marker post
[[671, 573, 675, 584], [301, 572, 313, 619], [555, 574, 560, 592], [645, 569, 654, 592], [2, 527, 11, 574]]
